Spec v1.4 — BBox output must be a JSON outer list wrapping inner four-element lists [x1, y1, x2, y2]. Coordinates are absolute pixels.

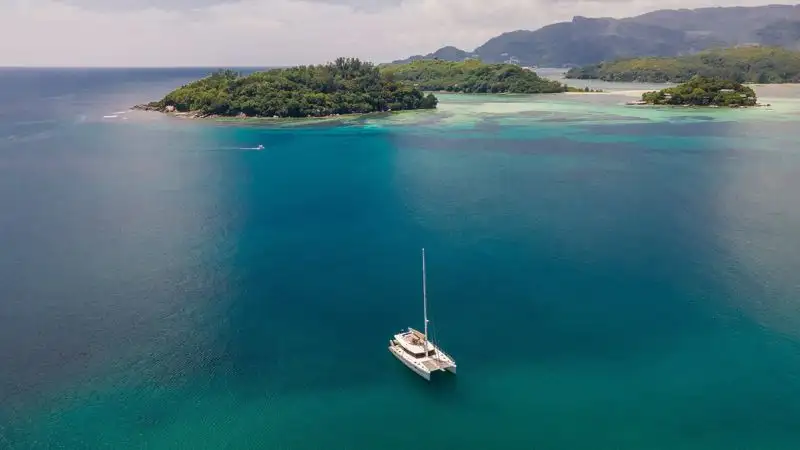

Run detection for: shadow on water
[[383, 119, 755, 369], [388, 360, 462, 408]]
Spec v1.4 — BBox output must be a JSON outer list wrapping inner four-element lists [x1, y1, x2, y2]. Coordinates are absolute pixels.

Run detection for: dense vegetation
[[640, 76, 757, 106], [380, 59, 567, 93], [144, 58, 438, 118], [565, 46, 800, 83]]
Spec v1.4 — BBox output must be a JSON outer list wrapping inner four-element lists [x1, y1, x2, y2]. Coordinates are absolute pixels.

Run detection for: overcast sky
[[0, 0, 795, 66]]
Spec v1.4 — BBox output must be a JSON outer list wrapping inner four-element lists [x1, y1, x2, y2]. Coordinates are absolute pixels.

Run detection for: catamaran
[[389, 249, 457, 381]]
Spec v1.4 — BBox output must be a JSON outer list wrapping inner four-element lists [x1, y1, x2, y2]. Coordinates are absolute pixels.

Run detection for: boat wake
[[103, 111, 128, 120], [200, 145, 266, 152]]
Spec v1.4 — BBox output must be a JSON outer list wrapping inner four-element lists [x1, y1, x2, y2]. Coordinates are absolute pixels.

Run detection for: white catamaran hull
[[389, 343, 432, 381], [389, 333, 456, 381]]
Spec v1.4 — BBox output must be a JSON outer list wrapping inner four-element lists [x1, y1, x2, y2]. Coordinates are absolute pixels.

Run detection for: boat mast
[[422, 248, 429, 345]]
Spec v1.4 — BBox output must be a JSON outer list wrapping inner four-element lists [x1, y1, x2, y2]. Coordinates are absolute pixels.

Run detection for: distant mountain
[[474, 17, 709, 67], [392, 5, 800, 67], [755, 20, 800, 49], [391, 46, 477, 64]]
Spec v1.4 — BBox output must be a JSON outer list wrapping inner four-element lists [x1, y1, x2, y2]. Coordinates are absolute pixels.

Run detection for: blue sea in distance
[[1, 67, 800, 449]]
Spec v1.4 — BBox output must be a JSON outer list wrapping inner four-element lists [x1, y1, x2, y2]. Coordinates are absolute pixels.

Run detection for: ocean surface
[[1, 67, 800, 449]]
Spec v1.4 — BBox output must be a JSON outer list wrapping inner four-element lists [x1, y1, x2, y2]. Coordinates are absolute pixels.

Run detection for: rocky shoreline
[[132, 103, 213, 119], [624, 100, 772, 108], [131, 103, 383, 121]]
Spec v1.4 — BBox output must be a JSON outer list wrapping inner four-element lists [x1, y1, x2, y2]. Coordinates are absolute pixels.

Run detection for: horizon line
[[0, 65, 287, 70]]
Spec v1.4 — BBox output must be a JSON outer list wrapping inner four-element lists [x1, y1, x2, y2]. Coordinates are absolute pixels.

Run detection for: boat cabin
[[394, 328, 437, 358]]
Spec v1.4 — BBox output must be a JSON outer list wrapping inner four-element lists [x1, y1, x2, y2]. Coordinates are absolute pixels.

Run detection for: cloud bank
[[0, 0, 795, 66]]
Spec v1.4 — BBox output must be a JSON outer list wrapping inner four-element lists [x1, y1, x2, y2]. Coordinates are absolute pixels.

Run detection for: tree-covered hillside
[[392, 46, 476, 65], [141, 58, 438, 118], [565, 46, 800, 83], [380, 59, 566, 93], [393, 5, 800, 67]]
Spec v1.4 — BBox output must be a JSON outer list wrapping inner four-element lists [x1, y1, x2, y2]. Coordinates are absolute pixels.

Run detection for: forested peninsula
[[135, 58, 438, 119], [381, 59, 568, 93], [565, 47, 800, 83], [639, 76, 758, 107], [136, 58, 574, 119]]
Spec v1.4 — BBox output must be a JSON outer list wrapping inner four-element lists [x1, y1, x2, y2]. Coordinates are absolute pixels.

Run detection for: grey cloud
[[56, 0, 403, 12], [55, 0, 242, 11], [297, 0, 404, 13]]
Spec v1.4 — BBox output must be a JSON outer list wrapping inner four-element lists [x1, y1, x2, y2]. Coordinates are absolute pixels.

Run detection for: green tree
[[149, 58, 438, 118], [380, 59, 566, 94], [566, 46, 800, 83], [641, 75, 757, 106]]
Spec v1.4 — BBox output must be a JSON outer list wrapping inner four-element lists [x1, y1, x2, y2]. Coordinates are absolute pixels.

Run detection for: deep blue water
[[1, 68, 800, 449]]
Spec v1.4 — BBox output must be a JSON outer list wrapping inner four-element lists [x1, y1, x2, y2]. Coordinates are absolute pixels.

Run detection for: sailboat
[[389, 248, 457, 381]]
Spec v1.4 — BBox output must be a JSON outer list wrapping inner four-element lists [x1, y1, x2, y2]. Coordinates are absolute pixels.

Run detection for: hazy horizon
[[2, 1, 798, 67]]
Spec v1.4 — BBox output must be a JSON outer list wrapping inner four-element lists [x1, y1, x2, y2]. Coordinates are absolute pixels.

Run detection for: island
[[565, 46, 800, 83], [638, 76, 758, 107], [380, 59, 568, 94], [135, 58, 438, 119]]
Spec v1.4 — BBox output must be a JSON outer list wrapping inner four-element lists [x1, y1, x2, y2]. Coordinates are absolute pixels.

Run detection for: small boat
[[256, 144, 264, 150], [389, 249, 456, 381]]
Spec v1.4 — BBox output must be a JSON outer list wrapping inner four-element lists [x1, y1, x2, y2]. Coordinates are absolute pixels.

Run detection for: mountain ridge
[[391, 5, 800, 67]]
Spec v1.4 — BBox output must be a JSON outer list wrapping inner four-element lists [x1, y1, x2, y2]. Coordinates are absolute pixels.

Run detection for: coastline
[[567, 84, 782, 108], [129, 92, 580, 121], [624, 102, 771, 109], [127, 83, 800, 126], [131, 104, 397, 122]]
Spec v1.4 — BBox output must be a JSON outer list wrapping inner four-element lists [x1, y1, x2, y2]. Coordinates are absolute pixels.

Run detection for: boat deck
[[422, 359, 453, 371]]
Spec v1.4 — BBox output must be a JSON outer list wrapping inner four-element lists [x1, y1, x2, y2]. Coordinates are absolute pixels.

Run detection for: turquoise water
[[1, 69, 800, 449]]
